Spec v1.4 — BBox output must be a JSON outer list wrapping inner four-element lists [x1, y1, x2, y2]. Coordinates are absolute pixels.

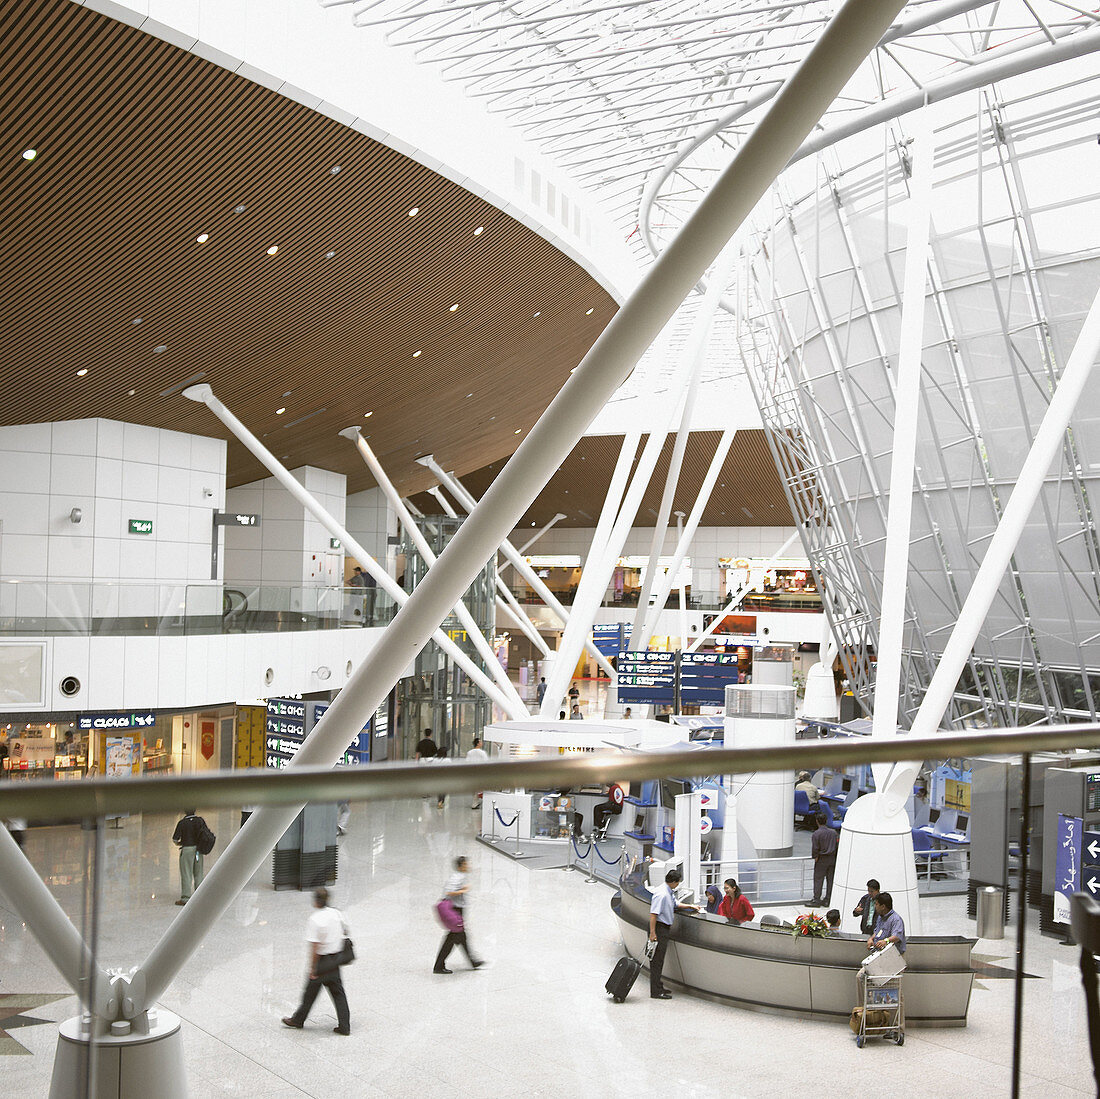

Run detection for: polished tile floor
[[0, 793, 1095, 1098]]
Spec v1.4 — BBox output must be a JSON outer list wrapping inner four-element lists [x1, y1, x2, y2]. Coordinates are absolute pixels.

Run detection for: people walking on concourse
[[172, 808, 213, 906], [434, 855, 485, 974], [282, 887, 351, 1035]]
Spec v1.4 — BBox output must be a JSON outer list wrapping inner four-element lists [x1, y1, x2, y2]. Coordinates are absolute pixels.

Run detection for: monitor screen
[[955, 814, 969, 833], [929, 807, 941, 824], [661, 779, 687, 810], [634, 812, 646, 833], [841, 777, 853, 793]]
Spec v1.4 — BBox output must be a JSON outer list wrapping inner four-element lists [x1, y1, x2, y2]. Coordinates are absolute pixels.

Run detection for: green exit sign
[[330, 538, 342, 549], [128, 519, 153, 535]]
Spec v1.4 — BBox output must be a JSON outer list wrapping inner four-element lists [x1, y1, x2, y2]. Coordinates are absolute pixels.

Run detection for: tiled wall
[[345, 487, 398, 578], [0, 419, 226, 617], [223, 466, 347, 587]]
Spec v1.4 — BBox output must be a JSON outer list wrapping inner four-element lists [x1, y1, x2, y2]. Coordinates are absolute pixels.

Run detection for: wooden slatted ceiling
[[0, 0, 616, 494], [408, 430, 796, 528]]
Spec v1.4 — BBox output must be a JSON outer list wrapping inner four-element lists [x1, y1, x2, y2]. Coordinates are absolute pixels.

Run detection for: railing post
[[511, 808, 524, 858], [488, 800, 499, 845], [585, 840, 599, 884]]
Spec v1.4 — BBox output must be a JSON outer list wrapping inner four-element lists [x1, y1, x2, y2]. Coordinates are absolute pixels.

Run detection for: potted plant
[[791, 912, 832, 938]]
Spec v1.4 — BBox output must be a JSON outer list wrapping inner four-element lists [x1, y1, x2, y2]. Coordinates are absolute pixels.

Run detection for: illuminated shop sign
[[78, 711, 156, 731]]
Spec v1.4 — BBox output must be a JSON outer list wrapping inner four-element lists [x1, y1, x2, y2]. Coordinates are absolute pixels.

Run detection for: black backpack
[[196, 819, 216, 855]]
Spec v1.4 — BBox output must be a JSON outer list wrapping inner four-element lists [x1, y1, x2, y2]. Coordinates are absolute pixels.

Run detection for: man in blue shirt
[[647, 868, 700, 999], [866, 891, 907, 954]]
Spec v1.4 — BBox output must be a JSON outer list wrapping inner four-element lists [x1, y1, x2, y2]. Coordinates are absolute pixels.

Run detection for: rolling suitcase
[[605, 955, 642, 1003]]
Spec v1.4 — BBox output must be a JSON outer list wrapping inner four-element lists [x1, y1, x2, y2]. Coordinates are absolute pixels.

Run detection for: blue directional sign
[[592, 623, 626, 658], [1084, 828, 1100, 902], [680, 651, 741, 706], [616, 650, 676, 705]]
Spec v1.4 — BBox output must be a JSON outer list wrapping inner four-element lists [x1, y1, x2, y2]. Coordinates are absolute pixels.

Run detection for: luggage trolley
[[854, 944, 906, 1048]]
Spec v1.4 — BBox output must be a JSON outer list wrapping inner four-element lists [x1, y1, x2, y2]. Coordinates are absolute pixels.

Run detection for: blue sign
[[592, 623, 626, 657], [617, 650, 676, 705], [680, 651, 741, 705], [78, 711, 156, 731], [1055, 814, 1083, 924], [313, 701, 370, 766], [1085, 829, 1100, 869]]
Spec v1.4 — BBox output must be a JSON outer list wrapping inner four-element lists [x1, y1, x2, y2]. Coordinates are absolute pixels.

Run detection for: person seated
[[592, 782, 625, 835], [704, 885, 723, 914], [717, 878, 754, 923], [795, 770, 821, 806]]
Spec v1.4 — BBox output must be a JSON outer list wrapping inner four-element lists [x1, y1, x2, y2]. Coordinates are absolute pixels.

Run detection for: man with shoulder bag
[[282, 887, 353, 1035]]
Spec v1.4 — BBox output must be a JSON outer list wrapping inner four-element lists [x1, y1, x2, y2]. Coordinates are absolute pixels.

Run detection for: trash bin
[[976, 885, 1004, 939]]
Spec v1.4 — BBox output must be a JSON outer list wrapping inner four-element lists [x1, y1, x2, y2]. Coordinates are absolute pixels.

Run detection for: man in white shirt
[[466, 737, 489, 810], [647, 868, 699, 999], [282, 887, 351, 1035]]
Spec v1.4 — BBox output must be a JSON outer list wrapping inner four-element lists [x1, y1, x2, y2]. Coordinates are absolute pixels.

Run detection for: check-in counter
[[613, 869, 975, 1027]]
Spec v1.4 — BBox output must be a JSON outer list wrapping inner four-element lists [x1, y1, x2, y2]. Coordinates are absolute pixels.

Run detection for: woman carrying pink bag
[[433, 855, 486, 974]]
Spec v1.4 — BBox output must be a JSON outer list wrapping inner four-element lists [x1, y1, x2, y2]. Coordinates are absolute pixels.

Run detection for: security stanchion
[[511, 810, 524, 858], [488, 800, 500, 845], [585, 840, 599, 883], [564, 834, 579, 872]]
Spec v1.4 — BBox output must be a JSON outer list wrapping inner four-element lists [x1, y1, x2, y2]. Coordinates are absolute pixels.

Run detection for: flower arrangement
[[790, 912, 832, 938]]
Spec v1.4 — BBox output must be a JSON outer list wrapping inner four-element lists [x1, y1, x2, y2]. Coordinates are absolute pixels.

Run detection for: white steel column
[[540, 425, 675, 716], [675, 511, 689, 648], [585, 431, 642, 566], [517, 512, 568, 554], [420, 458, 618, 679], [138, 0, 913, 1014], [181, 386, 522, 719], [641, 430, 736, 642], [340, 427, 529, 717], [909, 281, 1100, 740], [687, 530, 800, 652], [629, 247, 738, 650]]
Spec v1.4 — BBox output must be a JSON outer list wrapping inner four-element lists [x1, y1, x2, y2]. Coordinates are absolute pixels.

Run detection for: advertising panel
[[1054, 813, 1083, 925]]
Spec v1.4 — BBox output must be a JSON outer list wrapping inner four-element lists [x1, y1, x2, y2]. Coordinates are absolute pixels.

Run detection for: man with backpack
[[172, 808, 214, 906]]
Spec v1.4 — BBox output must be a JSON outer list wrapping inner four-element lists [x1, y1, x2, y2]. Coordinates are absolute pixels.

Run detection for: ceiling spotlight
[[266, 245, 279, 255], [127, 389, 136, 396], [76, 368, 88, 377], [473, 226, 484, 236], [325, 251, 336, 259], [234, 205, 246, 214], [196, 233, 209, 243], [132, 318, 142, 326], [330, 166, 341, 175], [364, 411, 374, 418], [275, 407, 286, 415], [514, 428, 522, 435], [448, 303, 459, 312], [408, 207, 419, 217], [283, 391, 292, 398], [585, 308, 594, 315], [466, 393, 473, 399], [533, 311, 541, 318], [412, 350, 422, 358], [22, 148, 37, 161], [153, 345, 167, 354]]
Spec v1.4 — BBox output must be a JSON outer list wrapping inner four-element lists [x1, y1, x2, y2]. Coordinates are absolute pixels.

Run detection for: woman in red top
[[717, 878, 754, 923]]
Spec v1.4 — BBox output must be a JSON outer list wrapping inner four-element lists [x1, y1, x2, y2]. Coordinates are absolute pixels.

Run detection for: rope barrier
[[494, 808, 519, 828], [594, 844, 624, 866], [570, 835, 592, 859]]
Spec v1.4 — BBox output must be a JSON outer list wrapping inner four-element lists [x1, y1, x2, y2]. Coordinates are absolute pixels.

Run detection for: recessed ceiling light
[[234, 205, 246, 214], [449, 303, 459, 312], [153, 345, 167, 354], [127, 389, 136, 396], [266, 246, 279, 255], [473, 226, 484, 236], [22, 148, 37, 161], [585, 308, 594, 315], [132, 317, 142, 326], [408, 207, 419, 217], [325, 251, 336, 259], [283, 391, 292, 398], [412, 350, 422, 358], [514, 428, 522, 435], [466, 393, 473, 398], [364, 411, 373, 418], [330, 166, 341, 175], [533, 311, 541, 318], [76, 368, 88, 377], [275, 407, 286, 415], [196, 233, 209, 244]]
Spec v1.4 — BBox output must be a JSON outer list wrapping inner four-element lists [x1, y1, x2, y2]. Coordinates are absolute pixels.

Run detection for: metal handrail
[[1, 724, 1097, 819]]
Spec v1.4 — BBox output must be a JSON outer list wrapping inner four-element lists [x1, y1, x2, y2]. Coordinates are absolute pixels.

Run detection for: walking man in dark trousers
[[282, 887, 351, 1035], [647, 868, 699, 999], [810, 813, 838, 906]]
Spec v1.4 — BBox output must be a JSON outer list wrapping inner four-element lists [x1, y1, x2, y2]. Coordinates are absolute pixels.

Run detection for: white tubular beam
[[910, 281, 1100, 739], [517, 512, 567, 554], [540, 425, 674, 715], [0, 827, 111, 1015], [430, 485, 554, 655], [140, 0, 911, 1011], [870, 110, 934, 791], [420, 459, 617, 679], [341, 427, 528, 718], [628, 246, 738, 650], [180, 387, 520, 719], [587, 431, 642, 564], [676, 511, 688, 648], [687, 530, 800, 651], [642, 430, 736, 642]]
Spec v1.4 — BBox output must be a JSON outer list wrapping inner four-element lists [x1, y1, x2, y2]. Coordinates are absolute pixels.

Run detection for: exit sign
[[128, 519, 153, 535], [330, 538, 342, 549]]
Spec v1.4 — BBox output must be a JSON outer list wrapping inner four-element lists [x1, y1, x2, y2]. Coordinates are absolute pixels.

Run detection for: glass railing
[[0, 581, 398, 636]]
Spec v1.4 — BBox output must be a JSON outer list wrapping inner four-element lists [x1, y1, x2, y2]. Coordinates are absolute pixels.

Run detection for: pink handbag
[[435, 898, 464, 932]]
